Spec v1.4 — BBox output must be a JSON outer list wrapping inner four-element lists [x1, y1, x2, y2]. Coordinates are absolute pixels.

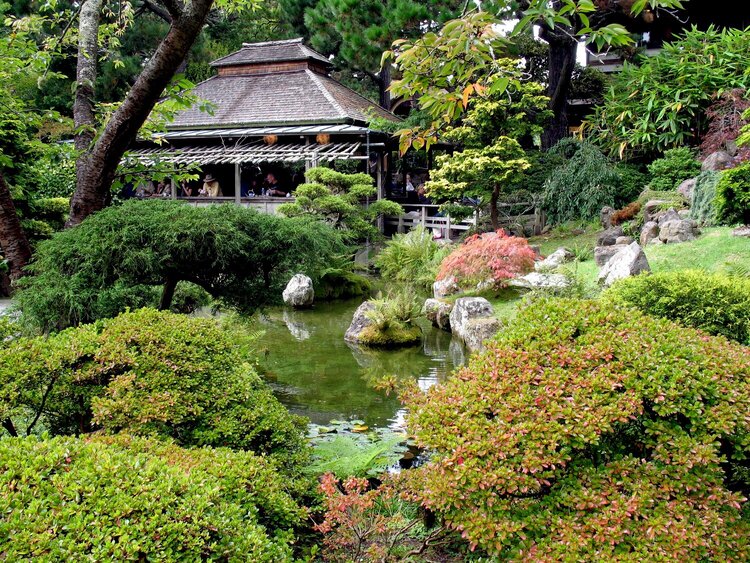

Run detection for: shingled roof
[[210, 37, 332, 68]]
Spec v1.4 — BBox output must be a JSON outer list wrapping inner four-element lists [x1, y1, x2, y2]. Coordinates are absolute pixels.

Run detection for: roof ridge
[[240, 37, 303, 48], [305, 69, 347, 119], [316, 73, 398, 120]]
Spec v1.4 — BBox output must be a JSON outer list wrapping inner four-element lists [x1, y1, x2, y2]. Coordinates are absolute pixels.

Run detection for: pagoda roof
[[210, 37, 332, 69]]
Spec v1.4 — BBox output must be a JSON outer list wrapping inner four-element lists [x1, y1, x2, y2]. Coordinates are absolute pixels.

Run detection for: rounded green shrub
[[0, 434, 304, 561], [0, 309, 308, 467], [646, 147, 702, 192], [604, 270, 750, 344], [715, 161, 750, 225], [405, 298, 750, 559]]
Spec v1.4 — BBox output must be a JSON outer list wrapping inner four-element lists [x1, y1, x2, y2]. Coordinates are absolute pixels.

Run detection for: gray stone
[[659, 219, 699, 244], [344, 301, 376, 343], [594, 244, 628, 267], [514, 272, 572, 290], [422, 298, 453, 331], [600, 206, 615, 229], [449, 297, 495, 346], [615, 236, 634, 245], [643, 200, 669, 223], [598, 242, 651, 287], [656, 207, 681, 226], [678, 209, 691, 219], [282, 274, 314, 308], [534, 247, 574, 272], [433, 276, 459, 299], [597, 226, 625, 247], [732, 226, 750, 238], [462, 317, 501, 353], [640, 221, 659, 246], [677, 177, 697, 201], [702, 150, 733, 172]]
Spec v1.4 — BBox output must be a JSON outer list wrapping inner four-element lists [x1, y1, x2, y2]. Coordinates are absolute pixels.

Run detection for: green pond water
[[256, 298, 466, 430]]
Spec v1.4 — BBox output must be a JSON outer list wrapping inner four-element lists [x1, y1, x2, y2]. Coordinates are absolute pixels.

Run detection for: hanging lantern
[[263, 134, 278, 145], [316, 133, 331, 145]]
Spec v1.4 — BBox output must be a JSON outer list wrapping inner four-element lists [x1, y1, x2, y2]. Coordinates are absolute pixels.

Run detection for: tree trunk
[[67, 0, 216, 227], [379, 63, 391, 110], [159, 275, 178, 311], [540, 28, 578, 149], [0, 171, 32, 288]]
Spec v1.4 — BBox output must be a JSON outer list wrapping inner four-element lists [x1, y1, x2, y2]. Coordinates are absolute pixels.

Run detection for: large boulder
[[512, 272, 572, 290], [702, 150, 733, 172], [677, 177, 697, 201], [640, 221, 660, 246], [462, 317, 501, 353], [659, 219, 700, 244], [656, 207, 681, 226], [598, 242, 651, 287], [449, 297, 497, 349], [422, 298, 453, 331], [600, 206, 614, 229], [344, 301, 376, 343], [282, 274, 314, 308], [594, 244, 628, 267], [732, 226, 750, 238], [433, 276, 459, 299], [597, 226, 625, 247], [534, 247, 574, 272]]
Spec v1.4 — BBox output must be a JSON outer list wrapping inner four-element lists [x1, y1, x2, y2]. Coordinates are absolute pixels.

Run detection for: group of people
[[133, 180, 172, 199], [387, 172, 431, 204], [176, 170, 294, 199]]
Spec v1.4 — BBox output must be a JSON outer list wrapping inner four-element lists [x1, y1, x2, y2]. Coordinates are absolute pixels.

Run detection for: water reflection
[[256, 299, 465, 429]]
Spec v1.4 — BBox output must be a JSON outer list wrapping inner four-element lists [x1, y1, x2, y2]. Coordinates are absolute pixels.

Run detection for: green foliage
[[0, 308, 308, 468], [15, 199, 345, 332], [690, 170, 721, 226], [280, 167, 402, 242], [359, 292, 422, 348], [16, 143, 76, 199], [605, 270, 750, 345], [0, 434, 303, 561], [374, 226, 452, 292], [714, 161, 750, 225], [613, 162, 649, 206], [317, 270, 372, 301], [405, 298, 750, 559], [646, 147, 702, 191], [588, 26, 750, 159], [542, 139, 619, 223]]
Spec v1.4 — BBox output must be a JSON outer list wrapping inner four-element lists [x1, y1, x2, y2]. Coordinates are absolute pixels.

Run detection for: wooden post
[[446, 214, 452, 240], [421, 205, 426, 227], [234, 163, 241, 205], [170, 179, 177, 200]]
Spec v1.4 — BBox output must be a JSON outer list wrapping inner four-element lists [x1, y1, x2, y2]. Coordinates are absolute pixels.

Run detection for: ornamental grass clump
[[436, 229, 535, 290], [374, 226, 452, 292], [404, 298, 750, 559]]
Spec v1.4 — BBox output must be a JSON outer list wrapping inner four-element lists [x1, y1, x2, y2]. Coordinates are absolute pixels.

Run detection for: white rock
[[594, 244, 628, 267], [282, 274, 314, 308], [515, 272, 572, 290], [344, 301, 376, 343], [449, 297, 497, 348], [433, 276, 459, 299], [534, 247, 574, 272], [598, 242, 651, 287]]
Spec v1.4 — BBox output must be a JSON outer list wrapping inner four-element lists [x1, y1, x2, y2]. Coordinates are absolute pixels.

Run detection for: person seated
[[264, 172, 287, 197], [417, 185, 431, 204], [180, 180, 195, 197], [201, 174, 222, 197], [134, 179, 156, 198]]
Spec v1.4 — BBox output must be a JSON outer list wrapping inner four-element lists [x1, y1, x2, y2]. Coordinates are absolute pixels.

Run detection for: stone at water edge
[[598, 242, 651, 287], [449, 297, 496, 347], [344, 301, 376, 343], [422, 298, 453, 331], [433, 276, 459, 299], [640, 221, 659, 246], [534, 247, 574, 272], [282, 274, 314, 308], [594, 244, 628, 267], [462, 317, 501, 353], [597, 226, 625, 247], [659, 219, 700, 244], [732, 226, 750, 238]]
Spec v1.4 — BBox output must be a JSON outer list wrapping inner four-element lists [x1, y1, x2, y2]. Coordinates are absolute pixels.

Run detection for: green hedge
[[715, 161, 750, 225], [0, 434, 304, 561], [604, 270, 750, 344]]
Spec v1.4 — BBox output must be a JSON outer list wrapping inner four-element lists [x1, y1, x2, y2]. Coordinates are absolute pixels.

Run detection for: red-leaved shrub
[[437, 230, 535, 289], [611, 201, 641, 225]]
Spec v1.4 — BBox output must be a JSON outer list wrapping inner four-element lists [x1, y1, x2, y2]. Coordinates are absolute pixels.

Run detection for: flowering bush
[[436, 229, 535, 289], [404, 299, 750, 559]]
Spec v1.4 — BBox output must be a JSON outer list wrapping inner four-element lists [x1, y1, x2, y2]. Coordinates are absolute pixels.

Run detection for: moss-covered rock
[[357, 323, 422, 348]]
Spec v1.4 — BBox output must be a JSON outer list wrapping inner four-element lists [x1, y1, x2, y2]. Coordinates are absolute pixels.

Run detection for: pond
[[255, 299, 466, 430]]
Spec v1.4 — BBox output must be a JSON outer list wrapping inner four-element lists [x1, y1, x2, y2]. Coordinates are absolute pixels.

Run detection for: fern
[[375, 226, 452, 291], [306, 435, 406, 478]]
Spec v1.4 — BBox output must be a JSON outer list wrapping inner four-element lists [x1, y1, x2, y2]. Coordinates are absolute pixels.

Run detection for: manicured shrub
[[542, 139, 619, 223], [604, 270, 750, 344], [690, 170, 721, 226], [610, 201, 641, 225], [715, 161, 750, 225], [15, 199, 346, 332], [646, 147, 702, 192], [0, 309, 307, 466], [437, 229, 535, 290], [0, 434, 304, 561], [404, 299, 750, 559], [375, 226, 452, 292]]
